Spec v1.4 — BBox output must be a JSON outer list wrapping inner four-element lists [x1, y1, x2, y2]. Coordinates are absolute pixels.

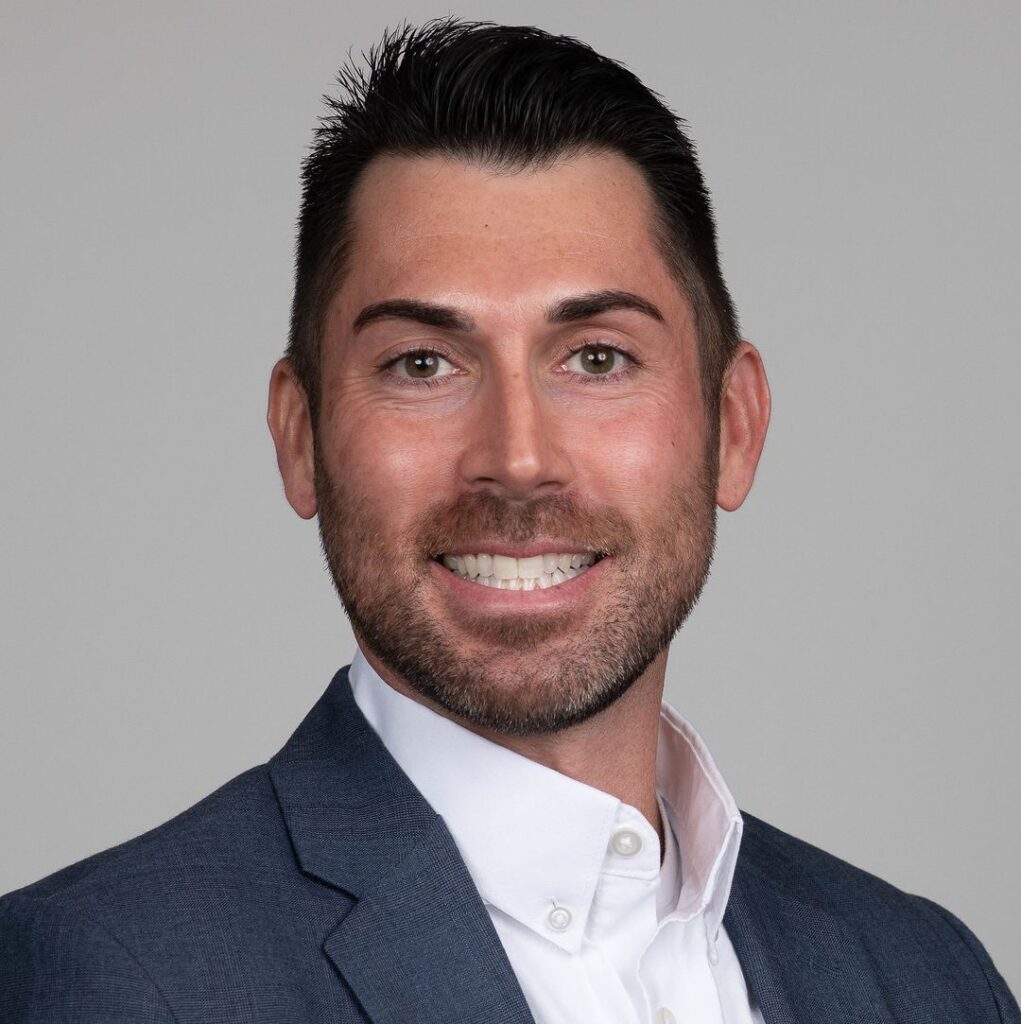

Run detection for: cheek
[[575, 401, 704, 515], [322, 395, 462, 520]]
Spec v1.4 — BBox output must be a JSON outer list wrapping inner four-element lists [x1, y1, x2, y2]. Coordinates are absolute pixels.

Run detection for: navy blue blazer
[[2, 666, 1018, 1023]]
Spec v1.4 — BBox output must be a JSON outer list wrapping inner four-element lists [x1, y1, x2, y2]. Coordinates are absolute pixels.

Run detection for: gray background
[[2, 0, 1019, 993]]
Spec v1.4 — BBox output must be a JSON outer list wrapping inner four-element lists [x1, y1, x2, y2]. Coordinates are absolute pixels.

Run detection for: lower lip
[[429, 557, 609, 612]]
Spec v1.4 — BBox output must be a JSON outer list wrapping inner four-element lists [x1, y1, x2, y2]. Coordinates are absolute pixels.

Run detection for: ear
[[267, 357, 317, 520], [716, 341, 771, 511]]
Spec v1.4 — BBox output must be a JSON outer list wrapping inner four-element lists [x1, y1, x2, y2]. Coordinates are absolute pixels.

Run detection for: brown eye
[[405, 353, 439, 377], [565, 344, 627, 376], [392, 350, 456, 379]]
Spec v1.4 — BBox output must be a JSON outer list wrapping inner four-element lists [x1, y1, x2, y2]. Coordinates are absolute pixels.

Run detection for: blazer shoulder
[[3, 765, 279, 909], [0, 770, 278, 1023], [1, 743, 363, 1019], [738, 811, 1020, 1022], [911, 894, 1021, 1024], [738, 809, 908, 903]]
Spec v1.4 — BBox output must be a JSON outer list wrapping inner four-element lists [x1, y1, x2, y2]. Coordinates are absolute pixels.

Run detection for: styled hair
[[288, 18, 740, 425]]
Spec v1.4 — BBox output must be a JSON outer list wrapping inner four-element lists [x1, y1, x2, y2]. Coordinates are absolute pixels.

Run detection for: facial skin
[[269, 150, 769, 813]]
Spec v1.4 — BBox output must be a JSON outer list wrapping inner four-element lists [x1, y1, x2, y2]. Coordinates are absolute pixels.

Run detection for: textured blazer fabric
[[2, 667, 1018, 1023]]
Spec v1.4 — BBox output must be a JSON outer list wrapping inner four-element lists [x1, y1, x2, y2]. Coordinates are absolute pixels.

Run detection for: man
[[1, 18, 1016, 1023]]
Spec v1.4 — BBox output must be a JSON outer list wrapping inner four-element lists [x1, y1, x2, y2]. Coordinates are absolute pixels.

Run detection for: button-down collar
[[348, 647, 743, 958]]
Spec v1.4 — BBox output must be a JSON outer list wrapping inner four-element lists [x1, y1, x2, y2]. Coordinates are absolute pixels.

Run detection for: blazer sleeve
[[0, 892, 177, 1023], [913, 895, 1021, 1023]]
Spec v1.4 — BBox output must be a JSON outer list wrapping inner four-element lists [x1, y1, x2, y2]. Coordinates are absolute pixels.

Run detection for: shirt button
[[656, 1009, 676, 1024], [546, 905, 573, 931], [610, 828, 643, 857]]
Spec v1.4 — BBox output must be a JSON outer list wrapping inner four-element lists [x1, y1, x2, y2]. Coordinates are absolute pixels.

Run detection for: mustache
[[415, 490, 638, 557]]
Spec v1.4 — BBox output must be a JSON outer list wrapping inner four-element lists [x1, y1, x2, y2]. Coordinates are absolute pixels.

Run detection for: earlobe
[[715, 341, 771, 512], [267, 357, 318, 520]]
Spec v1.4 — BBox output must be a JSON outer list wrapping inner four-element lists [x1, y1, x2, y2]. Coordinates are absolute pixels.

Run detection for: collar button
[[610, 827, 642, 857], [546, 905, 573, 931]]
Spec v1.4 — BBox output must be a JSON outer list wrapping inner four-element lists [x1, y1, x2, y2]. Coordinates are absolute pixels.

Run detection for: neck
[[359, 642, 670, 849]]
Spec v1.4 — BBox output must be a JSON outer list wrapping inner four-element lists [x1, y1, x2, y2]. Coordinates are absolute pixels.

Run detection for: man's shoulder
[[2, 662, 353, 918], [737, 811, 1020, 1021], [1, 664, 372, 976], [0, 763, 359, 1020], [739, 808, 975, 930], [0, 761, 350, 964], [3, 765, 280, 910], [740, 809, 952, 917]]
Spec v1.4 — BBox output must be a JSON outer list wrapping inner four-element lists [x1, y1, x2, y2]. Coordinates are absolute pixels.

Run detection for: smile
[[438, 552, 603, 590]]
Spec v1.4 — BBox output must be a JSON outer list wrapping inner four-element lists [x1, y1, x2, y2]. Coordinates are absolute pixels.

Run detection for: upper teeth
[[441, 552, 598, 590]]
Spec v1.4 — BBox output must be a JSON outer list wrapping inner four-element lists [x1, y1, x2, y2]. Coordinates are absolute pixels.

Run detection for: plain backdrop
[[2, 0, 1019, 994]]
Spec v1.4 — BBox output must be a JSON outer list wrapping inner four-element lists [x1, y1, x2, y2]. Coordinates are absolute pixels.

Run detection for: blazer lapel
[[725, 817, 896, 1024], [324, 819, 536, 1024], [268, 668, 535, 1024]]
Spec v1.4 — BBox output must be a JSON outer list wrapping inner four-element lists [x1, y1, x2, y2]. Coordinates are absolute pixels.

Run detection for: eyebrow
[[547, 290, 665, 325], [351, 288, 664, 334], [352, 299, 476, 334]]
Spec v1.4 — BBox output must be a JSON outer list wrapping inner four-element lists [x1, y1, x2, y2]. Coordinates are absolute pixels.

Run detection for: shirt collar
[[656, 701, 743, 948], [348, 647, 742, 955]]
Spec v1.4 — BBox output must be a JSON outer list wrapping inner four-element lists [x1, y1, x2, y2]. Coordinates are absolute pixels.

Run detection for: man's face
[[310, 151, 719, 735]]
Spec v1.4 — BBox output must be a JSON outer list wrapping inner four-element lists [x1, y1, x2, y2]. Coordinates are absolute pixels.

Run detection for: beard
[[314, 440, 719, 737]]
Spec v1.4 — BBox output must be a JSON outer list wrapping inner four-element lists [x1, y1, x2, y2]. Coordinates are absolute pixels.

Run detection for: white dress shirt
[[349, 647, 765, 1024]]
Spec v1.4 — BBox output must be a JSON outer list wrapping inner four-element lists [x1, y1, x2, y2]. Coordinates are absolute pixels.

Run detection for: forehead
[[339, 150, 685, 317]]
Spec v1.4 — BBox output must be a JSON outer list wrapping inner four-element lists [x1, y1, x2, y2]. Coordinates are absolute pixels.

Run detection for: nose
[[457, 364, 573, 500]]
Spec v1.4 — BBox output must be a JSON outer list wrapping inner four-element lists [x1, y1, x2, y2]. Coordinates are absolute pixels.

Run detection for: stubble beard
[[314, 442, 719, 737]]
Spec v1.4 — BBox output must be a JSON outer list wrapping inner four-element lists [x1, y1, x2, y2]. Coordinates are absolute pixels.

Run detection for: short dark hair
[[288, 18, 740, 425]]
